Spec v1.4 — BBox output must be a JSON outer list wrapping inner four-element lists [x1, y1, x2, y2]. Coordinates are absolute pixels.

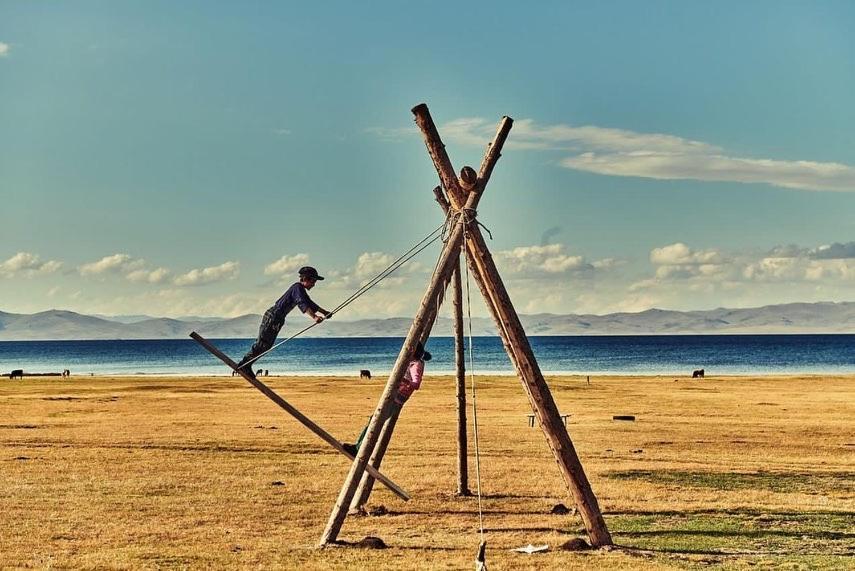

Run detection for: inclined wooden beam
[[188, 332, 410, 501], [319, 190, 481, 546]]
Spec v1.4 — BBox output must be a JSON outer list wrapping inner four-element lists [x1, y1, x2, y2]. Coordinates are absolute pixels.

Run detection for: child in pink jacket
[[344, 342, 431, 455]]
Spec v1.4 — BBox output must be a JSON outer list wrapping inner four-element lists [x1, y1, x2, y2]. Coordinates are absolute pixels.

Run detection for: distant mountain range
[[0, 302, 852, 340]]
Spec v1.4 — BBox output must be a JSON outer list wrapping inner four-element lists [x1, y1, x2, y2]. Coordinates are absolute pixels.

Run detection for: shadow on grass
[[605, 469, 855, 494], [377, 508, 567, 518], [619, 529, 855, 540], [610, 508, 855, 517]]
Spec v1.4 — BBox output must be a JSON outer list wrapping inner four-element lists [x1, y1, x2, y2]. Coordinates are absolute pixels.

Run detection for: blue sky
[[2, 1, 854, 318]]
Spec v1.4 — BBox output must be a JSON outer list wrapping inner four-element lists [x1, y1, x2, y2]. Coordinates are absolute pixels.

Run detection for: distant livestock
[[692, 369, 705, 378], [9, 369, 23, 380], [360, 369, 372, 380], [62, 369, 70, 378]]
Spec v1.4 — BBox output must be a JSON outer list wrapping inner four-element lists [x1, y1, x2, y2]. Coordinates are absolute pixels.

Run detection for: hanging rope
[[461, 208, 488, 570], [240, 216, 452, 369]]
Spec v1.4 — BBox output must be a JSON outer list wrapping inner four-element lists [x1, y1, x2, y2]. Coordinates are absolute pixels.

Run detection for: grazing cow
[[263, 369, 269, 377], [692, 369, 705, 378], [10, 369, 23, 380], [256, 369, 263, 377], [359, 369, 372, 380], [62, 369, 70, 378]]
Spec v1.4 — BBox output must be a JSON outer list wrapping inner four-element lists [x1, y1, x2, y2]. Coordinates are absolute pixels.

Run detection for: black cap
[[415, 341, 432, 361], [298, 266, 324, 281]]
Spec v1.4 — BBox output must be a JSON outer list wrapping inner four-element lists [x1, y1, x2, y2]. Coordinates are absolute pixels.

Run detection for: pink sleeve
[[407, 360, 425, 390]]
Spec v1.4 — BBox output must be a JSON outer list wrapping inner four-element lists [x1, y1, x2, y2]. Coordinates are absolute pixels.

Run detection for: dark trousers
[[239, 308, 284, 368], [353, 398, 406, 450]]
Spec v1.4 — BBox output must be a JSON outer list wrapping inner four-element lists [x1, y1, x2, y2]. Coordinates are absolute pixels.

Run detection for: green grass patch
[[608, 510, 854, 569]]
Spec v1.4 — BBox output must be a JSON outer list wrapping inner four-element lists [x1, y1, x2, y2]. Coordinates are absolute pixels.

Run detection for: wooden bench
[[528, 413, 569, 427]]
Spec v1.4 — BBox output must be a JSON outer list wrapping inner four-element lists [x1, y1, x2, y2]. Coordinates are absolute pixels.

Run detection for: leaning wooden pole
[[414, 103, 612, 547], [188, 332, 410, 501], [319, 190, 480, 546], [452, 261, 471, 496], [463, 226, 612, 546]]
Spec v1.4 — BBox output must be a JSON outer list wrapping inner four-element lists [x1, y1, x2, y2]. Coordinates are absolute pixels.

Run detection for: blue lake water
[[1, 335, 853, 376]]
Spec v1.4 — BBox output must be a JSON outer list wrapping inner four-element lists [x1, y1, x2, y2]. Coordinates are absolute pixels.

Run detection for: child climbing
[[343, 341, 432, 455]]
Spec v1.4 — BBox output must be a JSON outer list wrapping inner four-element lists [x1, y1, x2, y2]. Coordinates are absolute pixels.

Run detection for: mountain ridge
[[0, 302, 852, 340]]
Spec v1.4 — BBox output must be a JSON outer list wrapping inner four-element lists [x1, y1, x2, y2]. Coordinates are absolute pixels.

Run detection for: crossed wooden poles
[[319, 104, 613, 547]]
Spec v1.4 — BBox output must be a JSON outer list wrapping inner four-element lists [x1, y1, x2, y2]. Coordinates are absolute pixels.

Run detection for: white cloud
[[355, 252, 396, 278], [79, 253, 176, 283], [633, 241, 855, 303], [630, 242, 740, 294], [646, 243, 734, 282], [0, 252, 63, 277], [0, 43, 9, 57], [562, 152, 855, 193], [371, 114, 855, 192], [743, 256, 855, 283], [264, 253, 310, 276], [650, 243, 724, 266], [328, 251, 423, 291], [173, 261, 240, 286], [79, 253, 133, 276], [495, 244, 592, 274], [126, 267, 170, 284]]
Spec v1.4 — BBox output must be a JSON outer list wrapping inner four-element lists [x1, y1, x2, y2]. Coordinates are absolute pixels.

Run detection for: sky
[[2, 1, 854, 320]]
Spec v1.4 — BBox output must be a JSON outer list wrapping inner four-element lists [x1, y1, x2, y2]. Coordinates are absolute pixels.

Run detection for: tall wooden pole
[[414, 104, 613, 547], [319, 190, 480, 546], [452, 261, 471, 496]]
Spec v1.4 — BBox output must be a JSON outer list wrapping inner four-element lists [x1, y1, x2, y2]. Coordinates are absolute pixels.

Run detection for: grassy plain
[[1, 373, 853, 569]]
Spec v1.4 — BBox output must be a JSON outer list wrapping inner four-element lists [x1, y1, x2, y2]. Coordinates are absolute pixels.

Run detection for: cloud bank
[[0, 252, 62, 277], [374, 116, 855, 193]]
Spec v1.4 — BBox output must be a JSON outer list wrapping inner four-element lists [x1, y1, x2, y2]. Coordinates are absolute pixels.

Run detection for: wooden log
[[432, 185, 450, 211], [478, 116, 513, 185], [452, 260, 471, 496], [459, 166, 478, 191], [412, 103, 466, 207], [318, 190, 480, 546], [413, 104, 512, 212], [189, 332, 410, 502], [457, 225, 613, 547]]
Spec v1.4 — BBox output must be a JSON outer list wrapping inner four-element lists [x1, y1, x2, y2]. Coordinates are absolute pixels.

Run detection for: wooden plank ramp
[[189, 331, 410, 501]]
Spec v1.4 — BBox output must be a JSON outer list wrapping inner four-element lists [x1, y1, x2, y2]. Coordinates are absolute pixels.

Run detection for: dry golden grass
[[1, 373, 853, 569]]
